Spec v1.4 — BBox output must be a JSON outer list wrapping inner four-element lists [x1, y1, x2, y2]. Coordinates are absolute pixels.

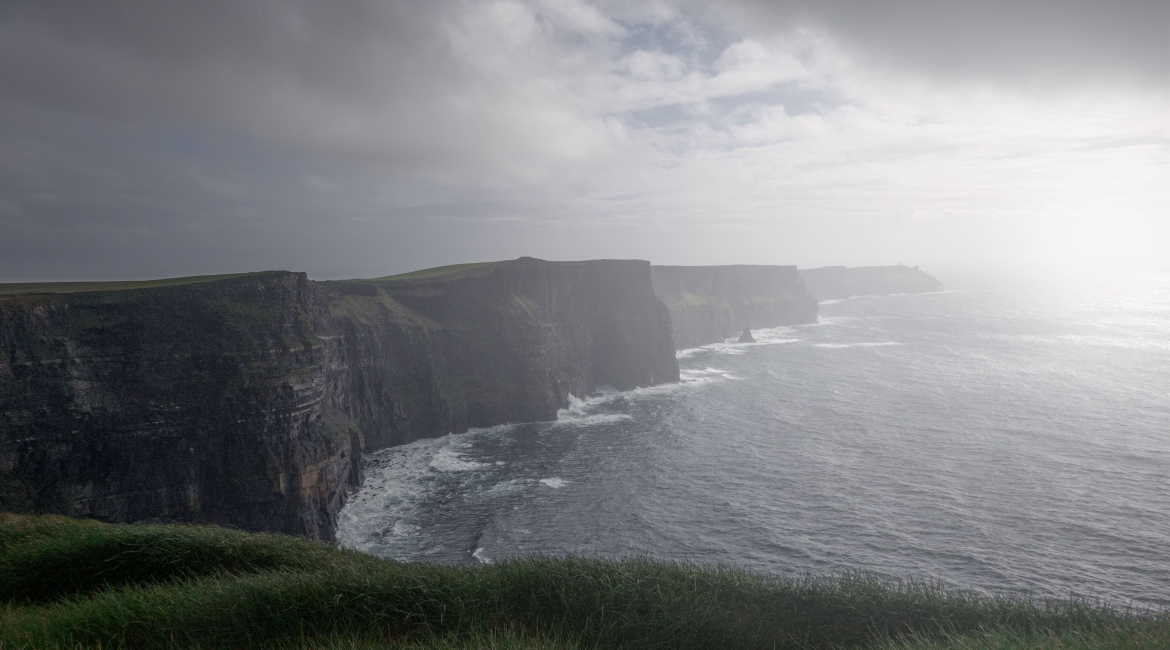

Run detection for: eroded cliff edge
[[0, 258, 678, 540], [650, 265, 819, 350], [799, 265, 944, 300]]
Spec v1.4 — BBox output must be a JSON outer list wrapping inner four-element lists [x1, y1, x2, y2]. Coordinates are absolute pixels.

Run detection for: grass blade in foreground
[[1, 515, 1165, 649]]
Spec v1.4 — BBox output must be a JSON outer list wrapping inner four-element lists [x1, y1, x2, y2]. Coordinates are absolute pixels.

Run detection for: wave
[[558, 392, 632, 422], [1057, 334, 1170, 352], [680, 366, 726, 377], [675, 328, 801, 359], [813, 341, 901, 349], [429, 445, 489, 472]]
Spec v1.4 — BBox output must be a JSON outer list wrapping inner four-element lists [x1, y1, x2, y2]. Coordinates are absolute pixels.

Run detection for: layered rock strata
[[0, 258, 678, 540], [799, 265, 944, 300], [650, 265, 819, 350]]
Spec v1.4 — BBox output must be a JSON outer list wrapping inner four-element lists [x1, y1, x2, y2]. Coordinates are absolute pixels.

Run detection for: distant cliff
[[325, 257, 679, 451], [0, 259, 678, 540], [799, 265, 943, 301], [650, 265, 818, 350]]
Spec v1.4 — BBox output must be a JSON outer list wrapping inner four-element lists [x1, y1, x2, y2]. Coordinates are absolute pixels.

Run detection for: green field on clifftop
[[1, 514, 1164, 649], [371, 262, 500, 282], [0, 272, 277, 296]]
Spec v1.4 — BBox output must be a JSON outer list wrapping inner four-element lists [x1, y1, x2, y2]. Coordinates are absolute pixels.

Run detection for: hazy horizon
[[2, 1, 1166, 282], [4, 259, 1170, 287]]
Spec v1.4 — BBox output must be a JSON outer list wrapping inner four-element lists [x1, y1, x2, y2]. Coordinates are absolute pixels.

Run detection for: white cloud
[[534, 0, 625, 35]]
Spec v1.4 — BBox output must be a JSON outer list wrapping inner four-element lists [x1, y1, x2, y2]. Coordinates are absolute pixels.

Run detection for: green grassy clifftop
[[2, 514, 1164, 650], [0, 272, 284, 298]]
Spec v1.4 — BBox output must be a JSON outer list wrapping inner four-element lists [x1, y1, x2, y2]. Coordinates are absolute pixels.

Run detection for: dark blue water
[[337, 272, 1170, 608]]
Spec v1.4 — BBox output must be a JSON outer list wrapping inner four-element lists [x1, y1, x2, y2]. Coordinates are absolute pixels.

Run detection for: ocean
[[336, 271, 1170, 608]]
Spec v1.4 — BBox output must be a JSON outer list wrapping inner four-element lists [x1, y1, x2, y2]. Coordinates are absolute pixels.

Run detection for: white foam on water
[[472, 547, 493, 564], [553, 393, 633, 426], [683, 366, 728, 375], [429, 445, 487, 472], [392, 520, 419, 537], [559, 390, 619, 414], [678, 367, 725, 384], [560, 413, 633, 426], [813, 341, 901, 349], [683, 366, 742, 381], [1058, 334, 1170, 351], [752, 326, 801, 342], [557, 381, 721, 419], [485, 478, 528, 495], [676, 327, 801, 359], [564, 392, 593, 413], [807, 316, 855, 327], [540, 477, 567, 489], [336, 437, 447, 554], [337, 428, 513, 555]]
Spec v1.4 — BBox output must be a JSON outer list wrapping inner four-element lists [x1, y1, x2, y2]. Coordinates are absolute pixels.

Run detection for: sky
[[1, 0, 1166, 281]]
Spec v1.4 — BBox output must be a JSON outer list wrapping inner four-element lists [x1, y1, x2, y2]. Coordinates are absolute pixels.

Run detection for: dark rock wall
[[650, 265, 819, 350], [320, 257, 679, 449], [0, 272, 350, 539], [799, 265, 944, 300], [0, 259, 679, 541]]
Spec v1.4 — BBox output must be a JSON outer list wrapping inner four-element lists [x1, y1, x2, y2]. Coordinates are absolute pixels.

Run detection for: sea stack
[[738, 328, 755, 343]]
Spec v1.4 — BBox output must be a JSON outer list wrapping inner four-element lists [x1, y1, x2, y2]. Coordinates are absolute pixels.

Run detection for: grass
[[370, 262, 499, 282], [1, 514, 1164, 649], [0, 272, 276, 297], [0, 261, 500, 297]]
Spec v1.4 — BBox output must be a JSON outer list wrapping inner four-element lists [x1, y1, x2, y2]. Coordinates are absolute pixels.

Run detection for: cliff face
[[650, 265, 818, 350], [320, 257, 679, 450], [799, 265, 944, 300], [0, 272, 349, 539], [0, 259, 678, 540]]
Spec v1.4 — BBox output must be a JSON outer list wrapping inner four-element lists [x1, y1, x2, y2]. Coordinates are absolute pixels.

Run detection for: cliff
[[0, 259, 678, 540], [650, 265, 818, 350], [798, 265, 944, 300], [321, 257, 679, 450]]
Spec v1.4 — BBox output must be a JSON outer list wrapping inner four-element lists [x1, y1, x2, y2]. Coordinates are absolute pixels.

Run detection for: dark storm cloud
[[0, 0, 628, 281], [1, 0, 637, 185], [1, 1, 470, 167]]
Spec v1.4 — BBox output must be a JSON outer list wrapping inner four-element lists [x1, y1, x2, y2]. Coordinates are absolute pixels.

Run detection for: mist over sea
[[337, 272, 1170, 608]]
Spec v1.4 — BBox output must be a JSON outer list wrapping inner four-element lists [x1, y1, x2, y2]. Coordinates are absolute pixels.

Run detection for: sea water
[[336, 272, 1170, 608]]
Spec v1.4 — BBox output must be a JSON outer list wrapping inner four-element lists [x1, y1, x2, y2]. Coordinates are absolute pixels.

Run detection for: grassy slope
[[0, 272, 277, 297], [370, 262, 499, 283], [0, 259, 500, 299], [2, 515, 1164, 649], [0, 260, 498, 297]]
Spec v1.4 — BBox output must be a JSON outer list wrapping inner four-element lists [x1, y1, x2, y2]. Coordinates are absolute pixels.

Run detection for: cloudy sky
[[1, 0, 1166, 281]]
